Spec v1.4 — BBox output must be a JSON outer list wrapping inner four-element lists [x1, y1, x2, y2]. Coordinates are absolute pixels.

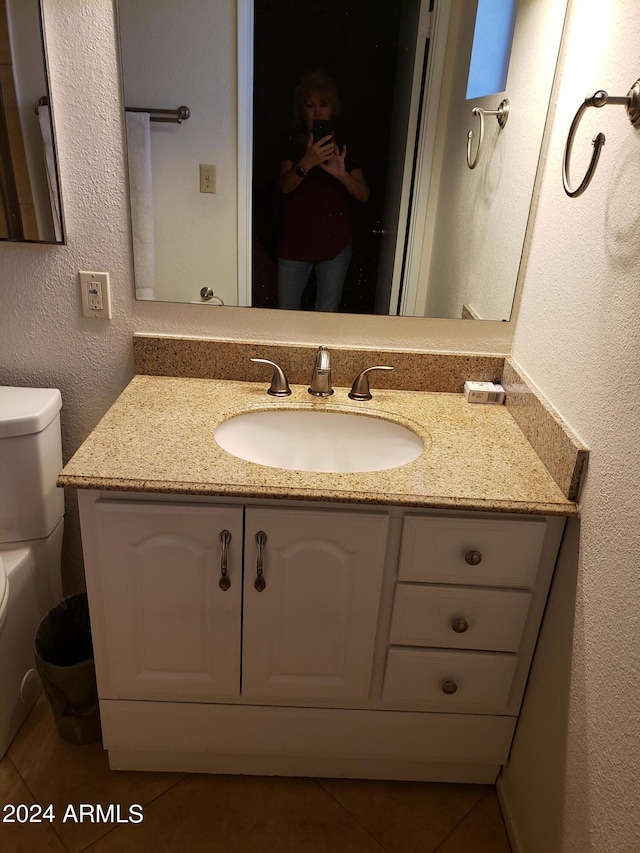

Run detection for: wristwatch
[[294, 162, 307, 178]]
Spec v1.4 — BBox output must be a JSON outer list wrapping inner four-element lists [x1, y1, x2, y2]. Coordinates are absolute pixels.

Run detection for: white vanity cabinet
[[77, 491, 565, 783], [81, 496, 388, 705]]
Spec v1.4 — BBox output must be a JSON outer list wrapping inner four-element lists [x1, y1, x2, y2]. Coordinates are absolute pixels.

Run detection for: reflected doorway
[[251, 0, 429, 314]]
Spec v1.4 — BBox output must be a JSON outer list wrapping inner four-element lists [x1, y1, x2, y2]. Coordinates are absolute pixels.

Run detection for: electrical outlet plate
[[79, 271, 112, 319]]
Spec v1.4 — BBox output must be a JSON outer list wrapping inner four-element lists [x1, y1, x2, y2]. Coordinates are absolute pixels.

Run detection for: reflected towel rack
[[126, 105, 191, 124], [35, 97, 191, 125], [466, 99, 509, 169], [562, 78, 640, 197]]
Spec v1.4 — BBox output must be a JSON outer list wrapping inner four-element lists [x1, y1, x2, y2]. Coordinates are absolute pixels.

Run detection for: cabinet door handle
[[464, 549, 482, 566], [219, 529, 231, 591], [442, 680, 458, 695], [254, 530, 267, 591], [451, 618, 469, 634]]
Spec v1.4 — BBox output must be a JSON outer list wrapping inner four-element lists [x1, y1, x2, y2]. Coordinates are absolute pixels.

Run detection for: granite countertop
[[58, 375, 577, 516]]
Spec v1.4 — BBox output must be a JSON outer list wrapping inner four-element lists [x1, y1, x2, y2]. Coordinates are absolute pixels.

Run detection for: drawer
[[398, 515, 546, 588], [389, 584, 532, 652], [382, 648, 517, 711]]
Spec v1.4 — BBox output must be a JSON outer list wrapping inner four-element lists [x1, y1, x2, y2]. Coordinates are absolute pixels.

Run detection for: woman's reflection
[[275, 71, 370, 312]]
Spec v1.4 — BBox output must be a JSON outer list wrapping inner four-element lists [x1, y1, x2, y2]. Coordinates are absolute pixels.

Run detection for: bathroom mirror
[[0, 0, 64, 243], [117, 0, 566, 319]]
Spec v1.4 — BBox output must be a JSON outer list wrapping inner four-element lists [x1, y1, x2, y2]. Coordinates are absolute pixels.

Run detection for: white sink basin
[[214, 409, 424, 473]]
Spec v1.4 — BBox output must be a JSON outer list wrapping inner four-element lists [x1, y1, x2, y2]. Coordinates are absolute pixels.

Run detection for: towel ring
[[562, 79, 640, 198], [466, 99, 510, 170]]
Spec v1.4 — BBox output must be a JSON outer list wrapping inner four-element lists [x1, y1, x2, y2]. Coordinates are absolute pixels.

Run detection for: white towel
[[37, 104, 63, 241], [125, 112, 156, 299]]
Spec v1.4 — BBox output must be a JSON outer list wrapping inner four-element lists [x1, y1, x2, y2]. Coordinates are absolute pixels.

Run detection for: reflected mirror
[[0, 0, 64, 243], [118, 0, 567, 319]]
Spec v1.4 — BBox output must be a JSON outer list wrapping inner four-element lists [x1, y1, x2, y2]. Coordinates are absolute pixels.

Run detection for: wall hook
[[466, 99, 510, 170], [562, 79, 640, 198]]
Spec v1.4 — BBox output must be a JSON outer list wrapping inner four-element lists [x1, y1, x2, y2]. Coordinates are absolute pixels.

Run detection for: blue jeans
[[277, 244, 352, 312]]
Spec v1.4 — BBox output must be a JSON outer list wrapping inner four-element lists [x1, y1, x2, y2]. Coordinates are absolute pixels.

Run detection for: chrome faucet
[[308, 346, 333, 397]]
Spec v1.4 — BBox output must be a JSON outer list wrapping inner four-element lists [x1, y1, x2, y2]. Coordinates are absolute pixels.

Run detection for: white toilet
[[0, 386, 64, 758]]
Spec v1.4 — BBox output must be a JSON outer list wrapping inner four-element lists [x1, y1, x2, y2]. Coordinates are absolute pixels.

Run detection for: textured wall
[[501, 1, 640, 851]]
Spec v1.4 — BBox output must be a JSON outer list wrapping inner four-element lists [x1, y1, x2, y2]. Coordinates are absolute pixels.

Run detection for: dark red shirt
[[277, 133, 359, 262]]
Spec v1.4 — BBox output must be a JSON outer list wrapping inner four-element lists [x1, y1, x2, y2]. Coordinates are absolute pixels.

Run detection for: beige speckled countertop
[[58, 375, 577, 516]]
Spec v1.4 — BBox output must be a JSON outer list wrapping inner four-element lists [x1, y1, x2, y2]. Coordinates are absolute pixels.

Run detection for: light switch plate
[[79, 271, 112, 319], [199, 164, 216, 193]]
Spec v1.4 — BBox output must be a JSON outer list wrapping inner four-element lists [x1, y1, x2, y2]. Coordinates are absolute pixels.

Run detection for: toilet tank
[[0, 387, 64, 544]]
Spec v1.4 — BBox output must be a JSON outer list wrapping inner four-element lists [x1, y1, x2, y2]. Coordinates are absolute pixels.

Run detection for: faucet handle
[[250, 358, 291, 397], [348, 365, 394, 401]]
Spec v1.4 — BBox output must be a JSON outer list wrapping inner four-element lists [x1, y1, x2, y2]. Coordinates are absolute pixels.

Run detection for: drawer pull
[[254, 530, 267, 591], [219, 529, 231, 591], [451, 618, 469, 634], [442, 680, 458, 695], [464, 549, 483, 566]]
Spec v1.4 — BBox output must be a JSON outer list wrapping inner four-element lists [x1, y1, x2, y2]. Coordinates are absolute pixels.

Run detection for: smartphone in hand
[[313, 119, 333, 144]]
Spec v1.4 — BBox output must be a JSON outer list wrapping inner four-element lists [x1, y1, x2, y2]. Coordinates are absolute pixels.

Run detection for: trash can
[[34, 592, 102, 744]]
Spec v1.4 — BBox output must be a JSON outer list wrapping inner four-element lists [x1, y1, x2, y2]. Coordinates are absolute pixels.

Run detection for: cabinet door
[[94, 501, 243, 700], [242, 507, 388, 702]]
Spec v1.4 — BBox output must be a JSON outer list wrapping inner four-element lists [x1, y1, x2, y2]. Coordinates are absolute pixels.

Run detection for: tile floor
[[1, 697, 511, 852]]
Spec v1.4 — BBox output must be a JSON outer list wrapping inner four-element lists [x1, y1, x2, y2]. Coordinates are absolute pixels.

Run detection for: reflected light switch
[[199, 164, 217, 193]]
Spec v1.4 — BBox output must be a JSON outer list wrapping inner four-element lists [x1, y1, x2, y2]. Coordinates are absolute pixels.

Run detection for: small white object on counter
[[464, 381, 506, 405]]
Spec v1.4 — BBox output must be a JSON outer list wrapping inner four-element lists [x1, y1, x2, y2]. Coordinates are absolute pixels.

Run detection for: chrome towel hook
[[562, 79, 640, 198], [466, 99, 510, 169]]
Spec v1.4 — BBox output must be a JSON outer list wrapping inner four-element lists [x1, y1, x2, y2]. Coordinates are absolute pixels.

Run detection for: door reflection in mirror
[[252, 0, 408, 315]]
